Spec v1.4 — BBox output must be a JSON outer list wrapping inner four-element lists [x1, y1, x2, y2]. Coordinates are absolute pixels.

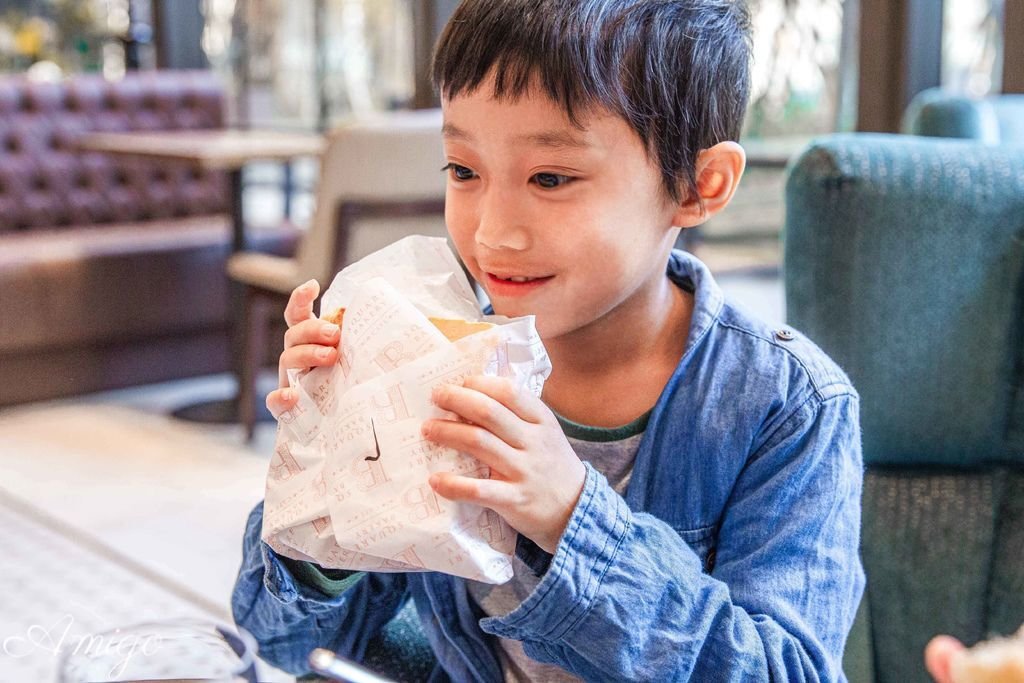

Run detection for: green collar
[[554, 408, 652, 442]]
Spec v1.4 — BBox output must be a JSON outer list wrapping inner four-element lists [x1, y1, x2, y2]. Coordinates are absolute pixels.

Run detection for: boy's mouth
[[485, 272, 554, 296]]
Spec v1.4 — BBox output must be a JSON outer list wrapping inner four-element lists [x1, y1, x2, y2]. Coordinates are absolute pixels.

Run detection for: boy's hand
[[265, 279, 341, 418], [422, 376, 586, 554]]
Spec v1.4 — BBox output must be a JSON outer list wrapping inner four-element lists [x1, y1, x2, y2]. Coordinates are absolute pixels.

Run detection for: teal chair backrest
[[902, 87, 1024, 143], [784, 133, 1024, 683]]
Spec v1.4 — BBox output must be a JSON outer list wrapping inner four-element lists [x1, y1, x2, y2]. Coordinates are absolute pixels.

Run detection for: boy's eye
[[532, 172, 573, 189], [442, 163, 477, 181]]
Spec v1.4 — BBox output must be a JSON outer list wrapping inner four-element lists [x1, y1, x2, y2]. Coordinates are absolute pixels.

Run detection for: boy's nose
[[475, 190, 531, 251]]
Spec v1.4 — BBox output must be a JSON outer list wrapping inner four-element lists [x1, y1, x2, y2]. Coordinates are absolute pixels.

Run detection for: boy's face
[[441, 77, 682, 342]]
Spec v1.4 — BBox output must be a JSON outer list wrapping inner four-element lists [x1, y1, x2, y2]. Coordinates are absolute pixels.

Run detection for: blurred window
[[744, 0, 849, 139], [202, 0, 414, 131], [942, 0, 1004, 95], [698, 0, 851, 275], [0, 0, 151, 76]]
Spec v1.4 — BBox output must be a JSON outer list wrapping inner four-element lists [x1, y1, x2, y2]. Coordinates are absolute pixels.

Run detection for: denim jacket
[[232, 250, 865, 682]]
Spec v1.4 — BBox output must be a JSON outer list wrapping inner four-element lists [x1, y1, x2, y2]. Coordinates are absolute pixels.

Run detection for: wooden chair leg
[[238, 287, 264, 443]]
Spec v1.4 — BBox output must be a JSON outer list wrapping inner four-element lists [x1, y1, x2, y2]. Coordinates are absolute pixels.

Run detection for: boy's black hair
[[432, 0, 752, 205]]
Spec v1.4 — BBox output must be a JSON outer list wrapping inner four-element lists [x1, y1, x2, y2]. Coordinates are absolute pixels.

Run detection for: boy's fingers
[[421, 419, 519, 476], [279, 343, 338, 369], [284, 318, 340, 350], [278, 314, 340, 390], [284, 279, 320, 327], [461, 375, 545, 423], [431, 383, 526, 449], [266, 388, 297, 419], [428, 471, 515, 509], [278, 344, 338, 387]]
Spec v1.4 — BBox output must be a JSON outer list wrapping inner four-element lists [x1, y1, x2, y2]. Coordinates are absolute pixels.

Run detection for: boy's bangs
[[432, 10, 607, 128]]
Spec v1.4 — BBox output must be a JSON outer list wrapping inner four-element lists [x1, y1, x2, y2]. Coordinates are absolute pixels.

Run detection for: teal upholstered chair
[[784, 134, 1024, 683], [294, 600, 435, 681], [902, 87, 1024, 143]]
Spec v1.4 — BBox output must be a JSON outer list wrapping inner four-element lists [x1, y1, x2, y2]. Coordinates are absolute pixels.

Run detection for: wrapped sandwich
[[262, 236, 550, 584], [322, 307, 495, 341]]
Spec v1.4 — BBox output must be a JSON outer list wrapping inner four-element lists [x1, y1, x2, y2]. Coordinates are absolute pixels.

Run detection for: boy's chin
[[524, 314, 574, 343], [490, 301, 530, 322], [490, 302, 548, 333]]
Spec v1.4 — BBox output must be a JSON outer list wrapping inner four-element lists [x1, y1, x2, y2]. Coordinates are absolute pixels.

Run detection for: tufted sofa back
[[0, 70, 228, 232]]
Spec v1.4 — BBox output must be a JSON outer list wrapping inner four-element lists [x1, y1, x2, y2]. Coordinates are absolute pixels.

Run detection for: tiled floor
[[0, 258, 783, 683], [0, 379, 291, 682], [0, 489, 224, 682], [0, 392, 274, 609]]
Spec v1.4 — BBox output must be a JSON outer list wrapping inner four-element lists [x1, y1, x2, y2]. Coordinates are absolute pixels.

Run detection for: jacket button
[[775, 328, 795, 341]]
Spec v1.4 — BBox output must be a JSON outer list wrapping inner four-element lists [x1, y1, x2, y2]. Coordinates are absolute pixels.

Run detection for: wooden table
[[78, 129, 324, 252], [77, 129, 325, 426]]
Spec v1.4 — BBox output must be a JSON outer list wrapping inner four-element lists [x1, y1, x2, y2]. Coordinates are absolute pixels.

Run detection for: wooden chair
[[226, 109, 448, 441]]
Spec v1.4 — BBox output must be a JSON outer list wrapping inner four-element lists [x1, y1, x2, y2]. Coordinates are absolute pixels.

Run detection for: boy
[[232, 0, 864, 680]]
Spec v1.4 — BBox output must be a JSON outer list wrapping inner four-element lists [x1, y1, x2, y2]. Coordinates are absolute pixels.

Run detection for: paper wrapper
[[262, 236, 551, 584]]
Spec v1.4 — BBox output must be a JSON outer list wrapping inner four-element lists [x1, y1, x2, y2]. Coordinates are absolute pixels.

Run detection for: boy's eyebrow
[[442, 122, 474, 141], [514, 129, 589, 149], [443, 122, 589, 150]]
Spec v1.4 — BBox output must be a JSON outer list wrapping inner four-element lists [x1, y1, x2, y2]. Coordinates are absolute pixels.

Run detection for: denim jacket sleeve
[[480, 390, 864, 682], [230, 501, 410, 676]]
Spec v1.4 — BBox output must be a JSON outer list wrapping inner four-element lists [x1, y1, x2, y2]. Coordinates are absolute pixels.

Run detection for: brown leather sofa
[[0, 71, 295, 406]]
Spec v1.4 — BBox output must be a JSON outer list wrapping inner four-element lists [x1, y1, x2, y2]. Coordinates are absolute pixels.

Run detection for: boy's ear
[[671, 141, 746, 228]]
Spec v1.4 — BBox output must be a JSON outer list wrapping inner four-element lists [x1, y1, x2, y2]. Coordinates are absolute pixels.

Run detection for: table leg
[[229, 168, 246, 252], [282, 162, 294, 221], [172, 167, 274, 434]]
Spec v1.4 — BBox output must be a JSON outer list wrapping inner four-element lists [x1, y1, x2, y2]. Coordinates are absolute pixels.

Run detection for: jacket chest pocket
[[673, 524, 718, 574]]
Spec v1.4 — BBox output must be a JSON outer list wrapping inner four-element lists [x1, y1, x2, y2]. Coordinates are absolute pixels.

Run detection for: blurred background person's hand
[[926, 627, 1024, 683], [925, 635, 966, 683]]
